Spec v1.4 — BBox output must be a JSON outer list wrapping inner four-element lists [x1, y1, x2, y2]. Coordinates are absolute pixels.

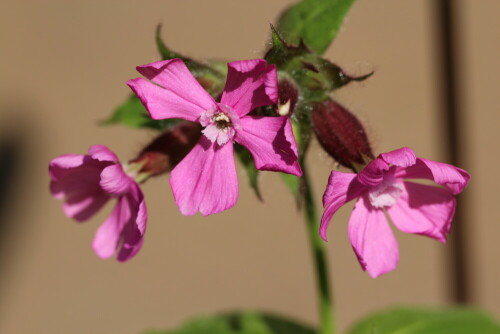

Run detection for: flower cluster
[[49, 57, 469, 278], [50, 59, 301, 261]]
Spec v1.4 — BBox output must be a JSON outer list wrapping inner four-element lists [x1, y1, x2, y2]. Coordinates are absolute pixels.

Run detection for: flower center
[[368, 175, 403, 208], [200, 104, 241, 146], [212, 112, 232, 130]]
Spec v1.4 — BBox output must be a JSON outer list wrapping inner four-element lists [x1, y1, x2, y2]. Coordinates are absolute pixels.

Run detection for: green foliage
[[143, 312, 315, 334], [234, 144, 262, 201], [277, 0, 357, 55], [102, 94, 180, 130], [348, 307, 500, 334]]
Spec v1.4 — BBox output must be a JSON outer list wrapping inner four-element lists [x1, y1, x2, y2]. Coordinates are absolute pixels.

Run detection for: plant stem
[[301, 166, 335, 334]]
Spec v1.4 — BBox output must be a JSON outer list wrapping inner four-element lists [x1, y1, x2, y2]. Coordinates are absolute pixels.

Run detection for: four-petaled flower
[[320, 147, 470, 278], [49, 145, 147, 261], [128, 58, 302, 215]]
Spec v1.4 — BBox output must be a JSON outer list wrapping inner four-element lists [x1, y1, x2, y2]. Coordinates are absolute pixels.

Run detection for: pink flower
[[320, 147, 470, 278], [49, 145, 147, 262], [127, 59, 302, 215]]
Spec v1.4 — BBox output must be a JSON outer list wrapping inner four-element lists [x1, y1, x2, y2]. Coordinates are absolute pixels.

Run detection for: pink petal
[[170, 137, 238, 216], [92, 196, 130, 259], [357, 148, 416, 187], [92, 184, 146, 262], [100, 164, 134, 195], [348, 197, 399, 278], [235, 116, 301, 176], [128, 59, 216, 122], [49, 155, 110, 221], [320, 171, 364, 240], [117, 185, 147, 262], [387, 181, 456, 242], [220, 59, 277, 116], [61, 192, 109, 222], [88, 145, 119, 162], [356, 158, 389, 186], [394, 158, 470, 194], [379, 147, 416, 167], [49, 154, 87, 180]]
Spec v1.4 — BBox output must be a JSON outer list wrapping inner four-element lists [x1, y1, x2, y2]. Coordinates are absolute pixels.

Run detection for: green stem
[[302, 166, 335, 334]]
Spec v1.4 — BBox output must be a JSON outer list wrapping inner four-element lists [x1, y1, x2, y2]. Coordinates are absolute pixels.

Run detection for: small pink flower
[[320, 147, 470, 278], [49, 145, 147, 262], [128, 59, 302, 215]]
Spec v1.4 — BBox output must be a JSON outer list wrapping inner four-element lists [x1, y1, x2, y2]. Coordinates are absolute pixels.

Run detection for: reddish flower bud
[[312, 99, 374, 171], [276, 77, 299, 116], [130, 121, 202, 177]]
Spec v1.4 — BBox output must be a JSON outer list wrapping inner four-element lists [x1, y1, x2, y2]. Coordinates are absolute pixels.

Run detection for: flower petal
[[49, 155, 110, 221], [49, 154, 87, 180], [92, 185, 146, 262], [128, 59, 215, 122], [100, 164, 134, 195], [387, 181, 456, 242], [379, 147, 416, 167], [116, 184, 147, 262], [394, 158, 470, 194], [348, 197, 399, 278], [220, 59, 277, 116], [235, 116, 301, 176], [61, 192, 109, 222], [136, 59, 216, 112], [320, 171, 364, 240], [92, 196, 130, 259], [170, 137, 238, 216], [88, 145, 119, 162], [357, 158, 389, 186]]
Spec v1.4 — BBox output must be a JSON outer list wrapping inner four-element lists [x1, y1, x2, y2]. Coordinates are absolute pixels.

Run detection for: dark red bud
[[275, 78, 299, 116], [130, 121, 202, 176], [312, 99, 374, 171]]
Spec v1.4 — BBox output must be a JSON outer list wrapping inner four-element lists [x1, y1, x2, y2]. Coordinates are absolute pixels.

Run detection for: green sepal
[[234, 144, 262, 201], [277, 0, 357, 55], [267, 28, 372, 104], [101, 94, 181, 130], [348, 307, 500, 334], [143, 311, 315, 334], [265, 25, 310, 67]]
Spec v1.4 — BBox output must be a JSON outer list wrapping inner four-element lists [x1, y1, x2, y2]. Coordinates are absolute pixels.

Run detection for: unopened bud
[[130, 121, 202, 177], [312, 99, 374, 171], [276, 78, 299, 116]]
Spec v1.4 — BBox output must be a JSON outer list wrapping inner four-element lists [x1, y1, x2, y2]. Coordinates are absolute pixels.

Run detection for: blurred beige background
[[0, 0, 498, 333]]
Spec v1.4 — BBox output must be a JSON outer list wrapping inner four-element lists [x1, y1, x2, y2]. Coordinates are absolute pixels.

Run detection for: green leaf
[[234, 144, 262, 201], [102, 94, 180, 130], [277, 0, 357, 55], [143, 312, 315, 334], [348, 307, 500, 334]]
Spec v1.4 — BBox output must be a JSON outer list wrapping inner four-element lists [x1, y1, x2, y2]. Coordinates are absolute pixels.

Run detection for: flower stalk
[[301, 164, 335, 334]]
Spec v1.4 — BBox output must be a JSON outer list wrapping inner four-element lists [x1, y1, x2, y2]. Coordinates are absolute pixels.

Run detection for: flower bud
[[130, 121, 202, 177], [312, 99, 374, 171], [276, 77, 299, 116]]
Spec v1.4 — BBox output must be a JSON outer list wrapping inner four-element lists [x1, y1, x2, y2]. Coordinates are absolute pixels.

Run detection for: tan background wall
[[0, 1, 498, 333]]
